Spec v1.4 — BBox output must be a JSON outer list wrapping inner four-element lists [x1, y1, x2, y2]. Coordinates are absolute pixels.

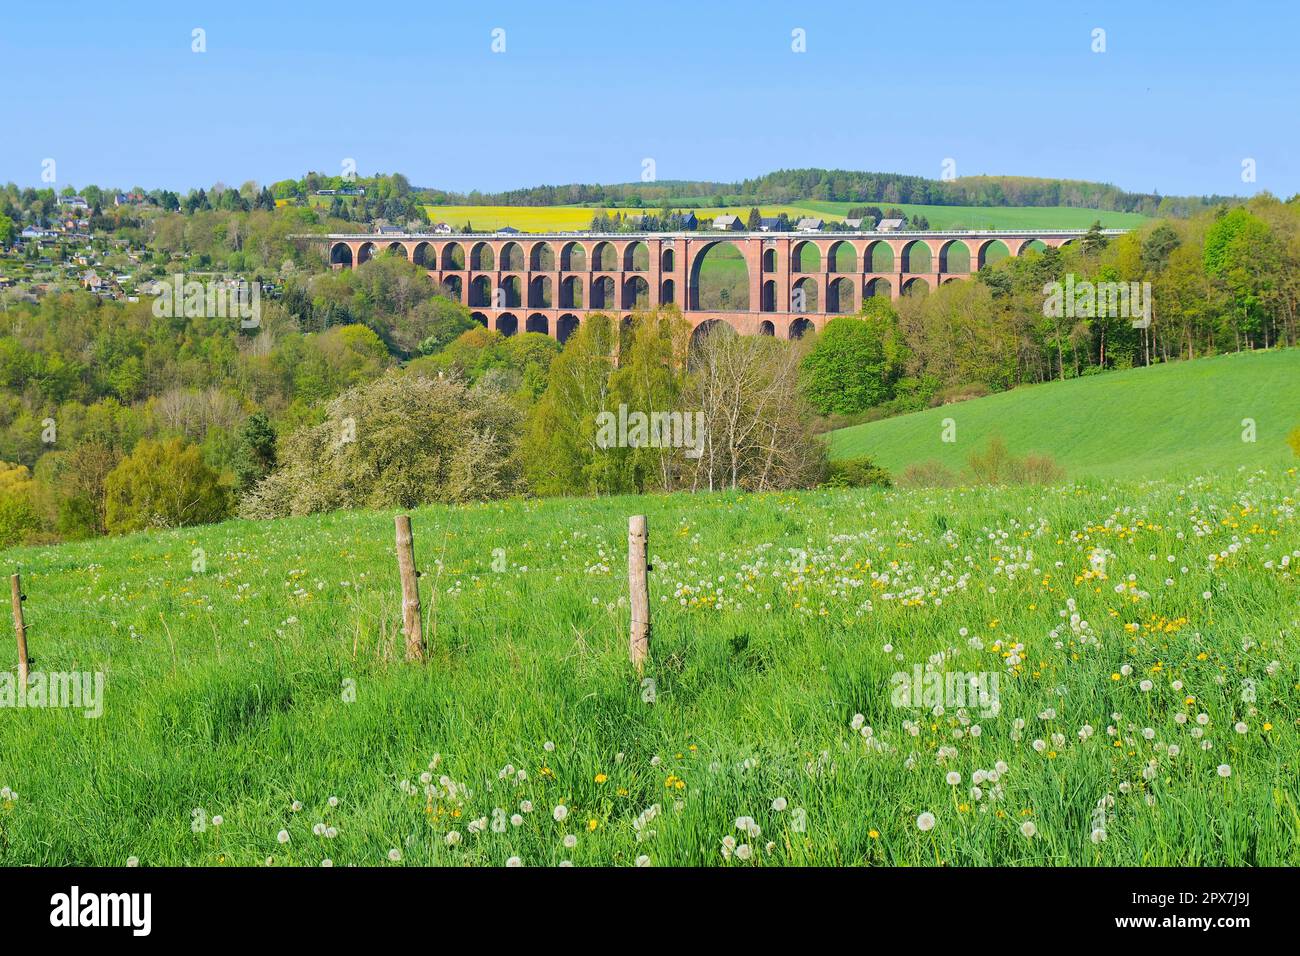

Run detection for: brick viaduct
[[306, 229, 1123, 343]]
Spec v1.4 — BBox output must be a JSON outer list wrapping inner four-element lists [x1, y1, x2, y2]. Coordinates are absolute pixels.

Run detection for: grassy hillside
[[1, 468, 1297, 865], [830, 350, 1300, 480], [416, 201, 1147, 233]]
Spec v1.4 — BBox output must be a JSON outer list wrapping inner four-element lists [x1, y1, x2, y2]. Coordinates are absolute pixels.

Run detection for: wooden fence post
[[395, 515, 424, 662], [628, 515, 650, 670], [10, 573, 29, 691]]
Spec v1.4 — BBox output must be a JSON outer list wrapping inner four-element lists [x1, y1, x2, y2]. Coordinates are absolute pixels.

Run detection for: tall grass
[[1, 470, 1297, 865]]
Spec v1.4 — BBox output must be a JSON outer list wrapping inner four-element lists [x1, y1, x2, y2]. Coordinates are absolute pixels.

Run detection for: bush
[[823, 456, 892, 488], [240, 370, 525, 519], [898, 460, 960, 488], [104, 438, 230, 534]]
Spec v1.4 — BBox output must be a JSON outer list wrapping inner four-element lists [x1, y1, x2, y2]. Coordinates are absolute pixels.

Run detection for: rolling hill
[[829, 349, 1300, 480], [415, 201, 1147, 233]]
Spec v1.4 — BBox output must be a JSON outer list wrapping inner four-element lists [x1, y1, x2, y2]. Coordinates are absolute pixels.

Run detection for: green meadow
[[830, 349, 1300, 480], [1, 462, 1297, 865]]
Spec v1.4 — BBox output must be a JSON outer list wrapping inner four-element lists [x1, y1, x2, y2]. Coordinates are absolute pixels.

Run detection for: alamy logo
[[1, 671, 104, 718], [1042, 273, 1151, 329], [151, 274, 261, 328], [890, 665, 1000, 718], [595, 404, 705, 459], [50, 886, 151, 936]]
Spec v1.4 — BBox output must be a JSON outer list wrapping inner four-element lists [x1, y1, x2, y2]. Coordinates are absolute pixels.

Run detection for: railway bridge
[[298, 228, 1123, 342]]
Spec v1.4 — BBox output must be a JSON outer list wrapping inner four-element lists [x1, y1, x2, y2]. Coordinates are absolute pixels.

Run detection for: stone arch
[[662, 247, 675, 272], [623, 275, 649, 310], [758, 319, 775, 336], [470, 311, 489, 327], [495, 313, 518, 336], [592, 275, 616, 309], [788, 317, 815, 340], [689, 317, 737, 352], [356, 242, 377, 265], [411, 241, 434, 267], [1019, 238, 1049, 255], [688, 240, 749, 310], [939, 240, 970, 273], [530, 242, 555, 271], [470, 242, 495, 270], [902, 276, 930, 297], [561, 242, 587, 271], [591, 241, 617, 272], [827, 240, 856, 273], [828, 276, 856, 314], [761, 279, 776, 312], [623, 241, 649, 271], [440, 242, 465, 270], [499, 242, 524, 271], [329, 242, 353, 266], [865, 241, 894, 273], [791, 240, 820, 273], [791, 276, 818, 313], [762, 247, 777, 272], [978, 240, 1010, 269], [865, 278, 893, 298], [561, 275, 584, 309], [526, 313, 549, 335], [529, 275, 553, 308], [499, 275, 522, 309], [441, 275, 462, 301], [385, 241, 408, 259], [661, 278, 675, 305], [902, 241, 931, 274], [557, 313, 580, 345], [469, 275, 492, 307]]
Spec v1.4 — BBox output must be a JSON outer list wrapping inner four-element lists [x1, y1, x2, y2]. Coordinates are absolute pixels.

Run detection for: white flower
[[328, 796, 339, 807], [1234, 722, 1248, 734], [506, 856, 522, 867], [211, 815, 223, 827], [543, 741, 555, 752], [771, 797, 788, 812], [320, 858, 333, 867], [445, 831, 462, 845], [277, 830, 290, 844], [510, 814, 523, 827], [126, 856, 139, 867], [1217, 764, 1232, 778], [388, 848, 401, 862], [916, 812, 936, 832], [1091, 828, 1107, 844], [563, 834, 577, 848], [945, 772, 961, 786], [519, 800, 533, 813], [1020, 821, 1036, 838], [735, 844, 752, 860], [553, 805, 568, 822], [635, 855, 651, 867]]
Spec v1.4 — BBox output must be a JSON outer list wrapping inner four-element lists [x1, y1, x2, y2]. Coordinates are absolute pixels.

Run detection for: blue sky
[[3, 0, 1296, 197]]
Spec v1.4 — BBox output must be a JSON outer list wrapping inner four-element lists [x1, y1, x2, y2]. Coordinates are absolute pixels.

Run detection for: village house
[[712, 214, 743, 231]]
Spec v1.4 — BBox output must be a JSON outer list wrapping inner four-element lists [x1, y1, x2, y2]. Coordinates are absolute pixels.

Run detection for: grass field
[[2, 463, 1297, 865], [417, 202, 1147, 233], [830, 349, 1300, 480]]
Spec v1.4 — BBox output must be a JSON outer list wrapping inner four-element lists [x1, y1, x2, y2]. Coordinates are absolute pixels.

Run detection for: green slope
[[829, 349, 1300, 479]]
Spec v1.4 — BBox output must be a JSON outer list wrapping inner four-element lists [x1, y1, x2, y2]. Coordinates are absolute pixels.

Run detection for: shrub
[[240, 370, 524, 519], [898, 460, 960, 488], [823, 456, 892, 488], [104, 438, 230, 534]]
